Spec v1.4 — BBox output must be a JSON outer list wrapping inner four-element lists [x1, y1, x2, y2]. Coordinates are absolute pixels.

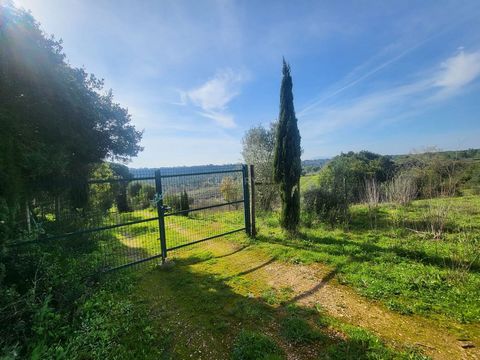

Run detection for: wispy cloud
[[301, 49, 480, 138], [181, 69, 249, 128], [433, 49, 480, 94], [299, 42, 426, 116]]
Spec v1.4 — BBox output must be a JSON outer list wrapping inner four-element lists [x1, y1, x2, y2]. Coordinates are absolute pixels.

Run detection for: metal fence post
[[155, 170, 168, 263], [242, 165, 251, 236], [249, 164, 256, 237]]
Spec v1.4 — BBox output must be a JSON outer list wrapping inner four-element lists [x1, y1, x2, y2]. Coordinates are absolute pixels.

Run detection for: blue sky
[[14, 0, 480, 167]]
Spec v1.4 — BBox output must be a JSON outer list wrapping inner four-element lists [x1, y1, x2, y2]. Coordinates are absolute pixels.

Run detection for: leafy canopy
[[318, 151, 395, 203], [0, 2, 142, 205]]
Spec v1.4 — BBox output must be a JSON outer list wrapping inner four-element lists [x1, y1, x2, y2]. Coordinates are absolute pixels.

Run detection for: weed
[[280, 316, 324, 344], [232, 330, 284, 360], [326, 325, 429, 360], [261, 287, 293, 305]]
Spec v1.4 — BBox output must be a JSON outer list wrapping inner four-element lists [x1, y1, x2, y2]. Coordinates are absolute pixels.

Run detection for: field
[[62, 193, 480, 359]]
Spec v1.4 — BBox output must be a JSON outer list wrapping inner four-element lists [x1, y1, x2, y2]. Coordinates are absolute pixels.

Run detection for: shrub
[[303, 186, 349, 226], [384, 172, 417, 205], [397, 150, 464, 198], [164, 194, 181, 211], [180, 190, 190, 216], [232, 330, 283, 360], [128, 183, 155, 210], [164, 191, 190, 215], [317, 151, 395, 204], [220, 177, 241, 209]]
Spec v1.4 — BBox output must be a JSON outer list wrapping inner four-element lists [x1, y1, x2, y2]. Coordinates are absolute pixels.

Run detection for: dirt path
[[262, 261, 480, 360], [177, 239, 480, 360]]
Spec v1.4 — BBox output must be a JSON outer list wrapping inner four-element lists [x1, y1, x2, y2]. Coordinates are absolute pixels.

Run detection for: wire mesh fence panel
[[161, 167, 246, 251], [9, 165, 250, 273]]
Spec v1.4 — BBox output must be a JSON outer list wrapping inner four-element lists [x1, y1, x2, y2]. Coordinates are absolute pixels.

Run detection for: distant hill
[[302, 158, 330, 174], [129, 159, 332, 178], [129, 164, 243, 178], [390, 148, 480, 162], [302, 158, 329, 167], [128, 149, 480, 179]]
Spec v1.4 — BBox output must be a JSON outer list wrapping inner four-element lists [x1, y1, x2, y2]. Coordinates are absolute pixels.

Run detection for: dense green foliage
[[302, 151, 394, 225], [110, 163, 133, 212], [303, 186, 349, 226], [127, 182, 155, 210], [0, 2, 142, 211], [317, 151, 395, 204], [303, 149, 480, 226], [0, 3, 142, 357], [273, 60, 301, 233]]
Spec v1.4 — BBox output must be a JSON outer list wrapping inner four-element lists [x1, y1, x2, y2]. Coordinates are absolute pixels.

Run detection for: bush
[[303, 186, 349, 226], [397, 151, 464, 198], [317, 151, 395, 204], [461, 161, 480, 195], [0, 237, 102, 357], [164, 190, 190, 215], [232, 330, 283, 360], [384, 172, 417, 205], [128, 183, 155, 210]]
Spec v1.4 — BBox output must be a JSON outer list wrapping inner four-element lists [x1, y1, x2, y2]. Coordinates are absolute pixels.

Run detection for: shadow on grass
[[137, 252, 412, 360], [348, 204, 480, 234], [256, 231, 480, 273], [287, 267, 340, 305]]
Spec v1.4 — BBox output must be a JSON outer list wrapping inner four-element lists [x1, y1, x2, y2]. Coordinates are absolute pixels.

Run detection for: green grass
[[79, 195, 480, 358], [256, 195, 480, 324], [25, 194, 480, 358], [99, 207, 245, 269], [325, 323, 429, 360], [280, 316, 324, 344], [59, 272, 171, 359], [300, 173, 321, 191], [129, 249, 427, 359], [232, 330, 284, 360]]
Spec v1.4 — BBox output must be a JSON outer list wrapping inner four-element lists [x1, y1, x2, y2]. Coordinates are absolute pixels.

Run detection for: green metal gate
[[151, 166, 251, 267], [11, 165, 252, 272]]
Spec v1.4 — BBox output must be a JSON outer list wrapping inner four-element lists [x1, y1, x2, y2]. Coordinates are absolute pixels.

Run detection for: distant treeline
[[130, 160, 330, 178], [129, 164, 243, 177], [390, 148, 480, 162], [303, 148, 480, 225]]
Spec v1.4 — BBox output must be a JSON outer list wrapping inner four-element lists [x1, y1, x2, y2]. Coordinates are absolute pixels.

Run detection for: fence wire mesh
[[161, 170, 245, 251], [10, 165, 249, 272]]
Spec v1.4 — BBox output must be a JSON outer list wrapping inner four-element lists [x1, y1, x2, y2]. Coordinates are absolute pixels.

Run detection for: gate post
[[154, 170, 168, 263], [249, 164, 256, 237], [242, 165, 251, 236]]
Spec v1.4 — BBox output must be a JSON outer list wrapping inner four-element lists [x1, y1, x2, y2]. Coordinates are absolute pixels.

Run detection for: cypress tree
[[180, 190, 190, 216], [273, 59, 301, 233]]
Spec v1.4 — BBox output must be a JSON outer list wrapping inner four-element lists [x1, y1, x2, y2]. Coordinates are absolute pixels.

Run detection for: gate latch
[[152, 193, 171, 212], [152, 193, 163, 206]]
